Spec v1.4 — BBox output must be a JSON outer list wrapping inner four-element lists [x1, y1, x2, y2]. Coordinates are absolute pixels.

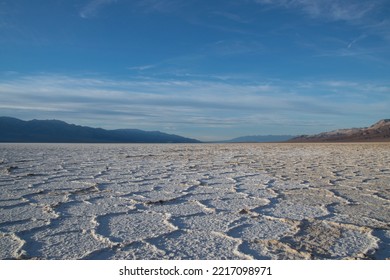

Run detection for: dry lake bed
[[0, 143, 389, 260]]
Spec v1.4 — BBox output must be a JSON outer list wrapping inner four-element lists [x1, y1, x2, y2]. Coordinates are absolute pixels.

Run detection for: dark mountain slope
[[0, 117, 201, 143]]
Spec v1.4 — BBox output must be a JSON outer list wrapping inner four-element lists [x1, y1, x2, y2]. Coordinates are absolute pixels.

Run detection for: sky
[[0, 0, 389, 141]]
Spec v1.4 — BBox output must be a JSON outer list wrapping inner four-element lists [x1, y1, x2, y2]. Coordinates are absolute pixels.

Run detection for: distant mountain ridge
[[0, 117, 201, 143], [225, 135, 295, 143], [289, 119, 390, 142]]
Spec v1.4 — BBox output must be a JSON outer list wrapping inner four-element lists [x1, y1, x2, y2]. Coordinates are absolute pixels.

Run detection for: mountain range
[[224, 135, 295, 143], [0, 117, 200, 143], [289, 119, 390, 142], [1, 116, 389, 143]]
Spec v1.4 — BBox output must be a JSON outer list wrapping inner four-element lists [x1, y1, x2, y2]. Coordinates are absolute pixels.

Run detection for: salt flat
[[0, 143, 389, 260]]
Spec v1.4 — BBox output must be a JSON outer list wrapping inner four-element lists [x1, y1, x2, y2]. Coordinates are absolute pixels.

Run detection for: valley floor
[[0, 143, 389, 259]]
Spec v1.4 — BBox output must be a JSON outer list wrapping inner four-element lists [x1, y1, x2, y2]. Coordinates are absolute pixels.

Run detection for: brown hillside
[[289, 119, 390, 142]]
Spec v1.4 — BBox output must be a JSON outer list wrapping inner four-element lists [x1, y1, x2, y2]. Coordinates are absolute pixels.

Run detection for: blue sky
[[0, 0, 389, 140]]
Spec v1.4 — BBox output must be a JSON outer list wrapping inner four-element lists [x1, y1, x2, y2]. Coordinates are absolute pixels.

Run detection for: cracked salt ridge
[[257, 188, 342, 220], [1, 143, 389, 259], [0, 233, 25, 259], [19, 217, 107, 259], [0, 203, 56, 231], [149, 230, 247, 260]]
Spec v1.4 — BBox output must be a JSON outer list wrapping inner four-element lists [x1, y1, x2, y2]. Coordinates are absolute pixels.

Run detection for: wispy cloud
[[347, 34, 367, 49], [1, 73, 389, 139], [136, 0, 183, 13], [363, 19, 390, 42], [79, 0, 117, 19], [127, 64, 158, 72], [207, 40, 264, 56], [212, 11, 251, 24], [255, 0, 379, 22]]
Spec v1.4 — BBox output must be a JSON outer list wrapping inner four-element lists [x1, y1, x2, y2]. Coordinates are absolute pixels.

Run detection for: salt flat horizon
[[1, 143, 389, 260]]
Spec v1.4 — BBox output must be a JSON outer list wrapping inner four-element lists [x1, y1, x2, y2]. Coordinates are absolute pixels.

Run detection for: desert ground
[[0, 143, 389, 260]]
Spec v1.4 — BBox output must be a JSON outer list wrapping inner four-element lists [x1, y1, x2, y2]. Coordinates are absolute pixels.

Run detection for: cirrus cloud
[[1, 73, 389, 139], [255, 0, 379, 22], [79, 0, 118, 19]]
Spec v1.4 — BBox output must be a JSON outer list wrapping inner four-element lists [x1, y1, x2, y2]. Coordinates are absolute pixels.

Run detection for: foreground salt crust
[[0, 143, 389, 260]]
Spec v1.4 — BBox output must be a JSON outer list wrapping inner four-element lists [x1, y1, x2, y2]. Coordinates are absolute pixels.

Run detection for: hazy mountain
[[0, 117, 201, 143], [225, 135, 295, 143], [289, 119, 390, 142]]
